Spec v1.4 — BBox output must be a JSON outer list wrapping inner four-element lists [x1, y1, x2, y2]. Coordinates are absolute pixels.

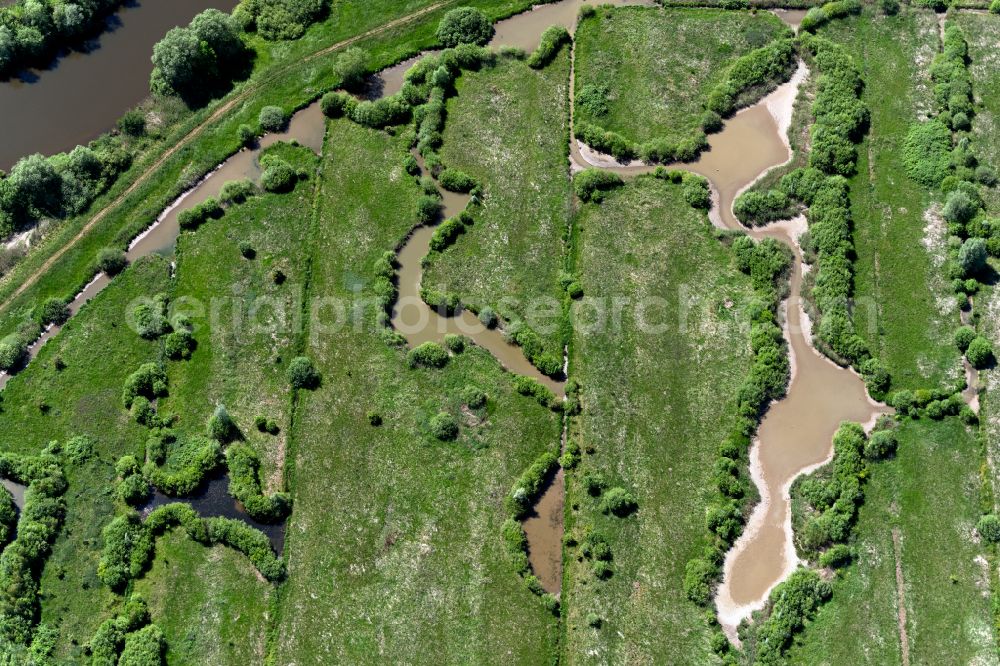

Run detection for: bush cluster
[[503, 319, 562, 378], [235, 0, 326, 41], [260, 155, 297, 193], [504, 451, 558, 520], [87, 594, 152, 665], [436, 7, 493, 47], [0, 447, 67, 644], [438, 169, 477, 193], [428, 412, 459, 441], [705, 38, 797, 118], [226, 444, 292, 522], [527, 25, 570, 69], [804, 35, 868, 177], [177, 196, 224, 230], [0, 142, 132, 239], [150, 9, 247, 104], [121, 363, 168, 409], [143, 436, 223, 496], [573, 169, 623, 203], [751, 568, 832, 663]]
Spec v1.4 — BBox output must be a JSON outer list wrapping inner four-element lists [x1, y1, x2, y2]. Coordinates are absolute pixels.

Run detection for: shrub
[[958, 238, 988, 277], [118, 623, 165, 666], [504, 451, 558, 518], [260, 157, 296, 193], [978, 514, 1000, 543], [320, 91, 356, 118], [864, 429, 897, 460], [96, 247, 127, 275], [753, 568, 832, 662], [144, 436, 223, 496], [164, 330, 195, 360], [683, 558, 716, 605], [429, 216, 466, 251], [438, 169, 476, 193], [461, 385, 487, 409], [600, 487, 638, 517], [0, 333, 25, 372], [407, 341, 449, 368], [879, 0, 899, 14], [478, 307, 498, 328], [416, 195, 442, 224], [944, 190, 979, 226], [966, 336, 994, 369], [902, 120, 952, 187], [117, 473, 151, 506], [238, 123, 256, 147], [350, 96, 411, 128], [132, 302, 170, 340], [287, 356, 320, 389], [37, 297, 70, 326], [436, 7, 493, 47], [976, 165, 998, 187], [258, 105, 287, 132], [429, 412, 459, 441], [443, 334, 465, 353], [705, 38, 796, 116], [818, 543, 852, 568], [955, 326, 976, 352], [334, 46, 368, 91], [527, 25, 570, 69], [576, 83, 609, 116], [513, 375, 556, 409], [122, 363, 168, 409], [682, 176, 711, 209], [118, 109, 146, 137], [220, 178, 257, 205], [206, 517, 285, 581], [574, 169, 623, 202]]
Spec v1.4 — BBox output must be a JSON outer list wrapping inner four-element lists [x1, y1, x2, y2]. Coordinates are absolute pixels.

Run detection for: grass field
[[159, 142, 320, 487], [562, 176, 753, 663], [273, 118, 563, 663], [960, 12, 1000, 216], [819, 9, 962, 391], [0, 256, 170, 658], [133, 532, 273, 665], [424, 51, 572, 354], [789, 418, 995, 664], [573, 6, 787, 146]]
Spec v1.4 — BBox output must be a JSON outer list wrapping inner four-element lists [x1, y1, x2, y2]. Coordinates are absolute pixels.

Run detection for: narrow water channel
[[569, 21, 886, 638], [0, 101, 326, 392], [0, 0, 239, 170]]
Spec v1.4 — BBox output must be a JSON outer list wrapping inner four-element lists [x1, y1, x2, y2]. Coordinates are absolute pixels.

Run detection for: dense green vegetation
[[1, 3, 1000, 663], [564, 176, 754, 663], [574, 6, 791, 161]]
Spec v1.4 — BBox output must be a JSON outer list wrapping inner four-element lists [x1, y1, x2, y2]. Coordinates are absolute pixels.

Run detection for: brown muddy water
[[571, 46, 886, 633], [0, 0, 239, 171], [521, 468, 565, 593], [389, 153, 565, 396], [0, 100, 326, 391]]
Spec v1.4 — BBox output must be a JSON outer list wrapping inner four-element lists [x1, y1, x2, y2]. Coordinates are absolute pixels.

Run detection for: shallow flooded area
[[141, 472, 285, 552], [0, 0, 239, 170], [521, 468, 565, 594], [571, 54, 885, 635]]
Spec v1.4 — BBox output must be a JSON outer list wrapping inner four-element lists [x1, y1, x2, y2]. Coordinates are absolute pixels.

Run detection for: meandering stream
[[0, 0, 888, 616]]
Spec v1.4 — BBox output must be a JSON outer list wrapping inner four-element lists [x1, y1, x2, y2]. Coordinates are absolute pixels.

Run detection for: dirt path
[[0, 0, 456, 313], [892, 527, 911, 666]]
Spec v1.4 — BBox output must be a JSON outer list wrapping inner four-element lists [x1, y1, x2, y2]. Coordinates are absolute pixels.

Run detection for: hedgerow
[[748, 568, 831, 663], [573, 169, 623, 202], [527, 25, 571, 69], [0, 443, 66, 646], [87, 594, 152, 666], [798, 0, 862, 33], [142, 436, 223, 496], [226, 444, 292, 523]]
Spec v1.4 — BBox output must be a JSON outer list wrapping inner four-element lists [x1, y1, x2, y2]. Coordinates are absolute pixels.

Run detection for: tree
[[287, 356, 320, 389], [207, 404, 236, 442], [0, 334, 26, 371], [954, 326, 976, 352], [38, 297, 69, 326], [260, 159, 296, 193], [191, 9, 243, 63], [150, 26, 211, 97], [258, 105, 287, 132], [334, 47, 368, 91], [957, 238, 987, 277], [966, 336, 994, 369], [436, 7, 493, 47], [9, 153, 62, 215], [96, 247, 127, 275]]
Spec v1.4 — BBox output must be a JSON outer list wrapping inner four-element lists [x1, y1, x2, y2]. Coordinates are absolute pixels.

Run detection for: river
[[0, 0, 239, 171]]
